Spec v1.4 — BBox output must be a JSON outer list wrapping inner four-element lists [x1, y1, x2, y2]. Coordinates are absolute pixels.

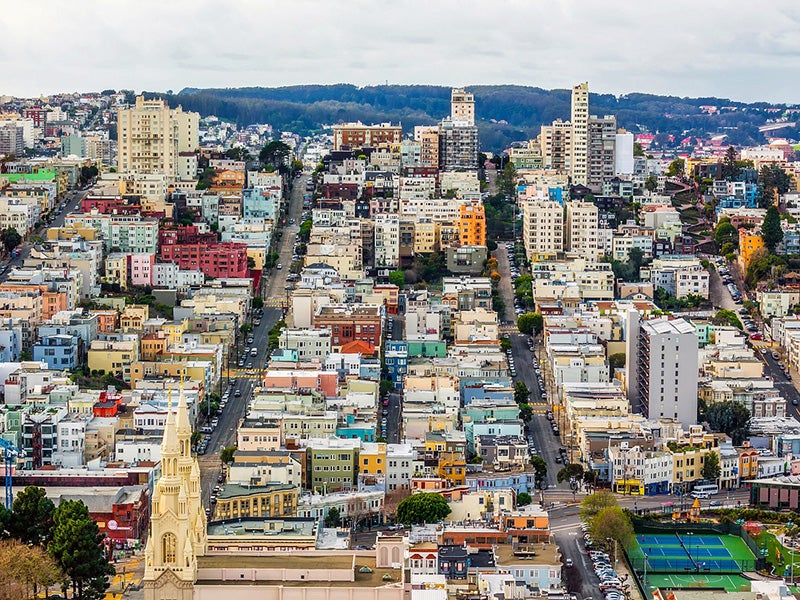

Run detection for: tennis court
[[644, 573, 752, 593], [627, 532, 757, 574]]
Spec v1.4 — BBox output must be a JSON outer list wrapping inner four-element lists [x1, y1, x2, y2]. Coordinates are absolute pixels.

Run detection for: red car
[[750, 333, 762, 341]]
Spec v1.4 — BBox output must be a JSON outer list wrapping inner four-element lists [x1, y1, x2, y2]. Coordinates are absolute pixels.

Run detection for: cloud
[[1, 0, 798, 103]]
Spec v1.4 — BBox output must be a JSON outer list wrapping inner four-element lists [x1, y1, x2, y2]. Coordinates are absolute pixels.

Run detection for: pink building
[[129, 254, 155, 287], [262, 370, 338, 397]]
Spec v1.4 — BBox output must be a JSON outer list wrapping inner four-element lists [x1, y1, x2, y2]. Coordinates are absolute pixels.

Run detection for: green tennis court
[[627, 532, 757, 573], [645, 573, 752, 592]]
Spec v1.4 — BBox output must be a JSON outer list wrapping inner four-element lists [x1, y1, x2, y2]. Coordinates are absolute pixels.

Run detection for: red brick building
[[313, 305, 383, 348], [158, 224, 217, 248], [160, 242, 249, 279], [80, 195, 142, 215]]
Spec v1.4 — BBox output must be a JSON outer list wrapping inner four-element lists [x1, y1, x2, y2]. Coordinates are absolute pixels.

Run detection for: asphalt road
[[0, 187, 87, 281], [198, 174, 307, 508], [760, 350, 800, 418]]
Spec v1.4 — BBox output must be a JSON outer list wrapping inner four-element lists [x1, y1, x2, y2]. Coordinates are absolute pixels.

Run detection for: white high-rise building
[[374, 213, 400, 270], [451, 88, 475, 126], [522, 199, 564, 260], [565, 200, 599, 260], [570, 82, 589, 186], [626, 312, 698, 426], [117, 96, 199, 179]]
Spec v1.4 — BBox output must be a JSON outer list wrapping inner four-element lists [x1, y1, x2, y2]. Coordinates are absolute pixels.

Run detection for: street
[[198, 174, 308, 506]]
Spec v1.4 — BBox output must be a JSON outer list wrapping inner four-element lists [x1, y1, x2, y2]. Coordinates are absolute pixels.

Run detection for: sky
[[2, 0, 799, 104]]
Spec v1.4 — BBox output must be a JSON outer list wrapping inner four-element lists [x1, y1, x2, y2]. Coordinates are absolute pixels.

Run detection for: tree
[[513, 381, 530, 405], [500, 338, 511, 351], [758, 164, 793, 207], [324, 507, 341, 528], [518, 403, 533, 422], [497, 161, 518, 197], [701, 451, 721, 482], [11, 486, 55, 546], [712, 309, 743, 329], [761, 205, 783, 253], [608, 353, 625, 378], [49, 500, 114, 600], [627, 247, 645, 274], [259, 140, 291, 168], [589, 506, 634, 550], [714, 218, 738, 248], [389, 270, 405, 287], [704, 401, 750, 445], [516, 492, 532, 507], [633, 142, 645, 157], [722, 146, 739, 180], [530, 456, 548, 487], [0, 228, 21, 255], [557, 463, 585, 484], [644, 175, 658, 192], [396, 492, 451, 525], [517, 312, 542, 335], [380, 379, 394, 397], [219, 445, 237, 464], [252, 297, 264, 310], [0, 539, 63, 600], [666, 158, 685, 178], [580, 490, 618, 522]]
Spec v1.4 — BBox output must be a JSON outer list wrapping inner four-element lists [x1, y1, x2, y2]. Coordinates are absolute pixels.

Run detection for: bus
[[691, 483, 719, 498]]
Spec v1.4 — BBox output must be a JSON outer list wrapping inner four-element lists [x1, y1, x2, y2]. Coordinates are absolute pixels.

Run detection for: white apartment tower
[[374, 213, 400, 270], [570, 82, 589, 186], [451, 88, 475, 126], [625, 312, 698, 427], [565, 200, 599, 260], [117, 96, 199, 179], [539, 120, 572, 171], [522, 199, 564, 260]]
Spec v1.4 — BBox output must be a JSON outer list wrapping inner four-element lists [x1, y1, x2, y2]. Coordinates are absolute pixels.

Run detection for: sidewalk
[[104, 553, 144, 600]]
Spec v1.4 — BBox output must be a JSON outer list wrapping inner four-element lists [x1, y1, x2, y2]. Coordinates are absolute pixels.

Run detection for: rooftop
[[493, 541, 560, 566]]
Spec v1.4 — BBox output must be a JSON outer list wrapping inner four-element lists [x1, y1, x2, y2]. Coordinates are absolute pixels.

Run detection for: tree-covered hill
[[141, 84, 798, 152]]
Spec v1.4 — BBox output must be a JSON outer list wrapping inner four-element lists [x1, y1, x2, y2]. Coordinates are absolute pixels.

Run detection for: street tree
[[589, 506, 634, 551], [714, 218, 738, 248], [0, 540, 63, 599], [396, 493, 451, 525], [518, 403, 533, 422], [701, 451, 721, 482], [557, 463, 585, 484], [219, 445, 237, 464], [530, 456, 548, 487], [252, 297, 264, 310], [49, 500, 114, 600], [580, 490, 618, 522], [513, 381, 530, 405], [0, 228, 21, 255], [11, 486, 55, 546], [644, 175, 658, 192], [761, 206, 784, 253], [667, 158, 685, 177], [517, 312, 542, 336]]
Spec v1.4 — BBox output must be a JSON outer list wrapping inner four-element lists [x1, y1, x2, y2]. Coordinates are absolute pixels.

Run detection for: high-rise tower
[[570, 82, 589, 186]]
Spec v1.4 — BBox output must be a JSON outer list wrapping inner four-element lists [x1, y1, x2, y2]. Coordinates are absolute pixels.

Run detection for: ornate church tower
[[143, 386, 206, 600]]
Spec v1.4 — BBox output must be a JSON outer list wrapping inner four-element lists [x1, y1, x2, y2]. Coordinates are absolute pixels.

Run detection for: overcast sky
[[2, 0, 799, 103]]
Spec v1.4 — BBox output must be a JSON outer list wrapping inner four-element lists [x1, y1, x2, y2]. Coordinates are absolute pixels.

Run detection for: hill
[[142, 84, 799, 152]]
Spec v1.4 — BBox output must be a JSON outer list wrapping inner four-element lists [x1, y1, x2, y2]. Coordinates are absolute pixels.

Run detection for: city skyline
[[2, 0, 799, 103]]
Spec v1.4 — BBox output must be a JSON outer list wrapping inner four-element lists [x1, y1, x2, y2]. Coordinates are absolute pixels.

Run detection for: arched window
[[162, 533, 177, 564]]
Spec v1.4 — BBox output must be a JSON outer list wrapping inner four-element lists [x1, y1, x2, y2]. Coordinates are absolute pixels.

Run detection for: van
[[250, 348, 258, 357]]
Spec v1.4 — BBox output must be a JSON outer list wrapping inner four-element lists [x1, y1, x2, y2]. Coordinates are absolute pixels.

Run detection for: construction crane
[[0, 440, 22, 511]]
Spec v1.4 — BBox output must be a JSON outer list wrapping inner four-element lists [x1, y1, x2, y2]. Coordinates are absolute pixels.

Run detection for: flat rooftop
[[494, 542, 560, 566], [197, 554, 401, 587]]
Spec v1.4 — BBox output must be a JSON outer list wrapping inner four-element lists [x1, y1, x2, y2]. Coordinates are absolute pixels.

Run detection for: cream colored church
[[144, 388, 406, 600]]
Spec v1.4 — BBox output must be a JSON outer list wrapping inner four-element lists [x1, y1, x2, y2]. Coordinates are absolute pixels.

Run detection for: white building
[[374, 213, 400, 270], [522, 199, 564, 259], [565, 200, 599, 260], [648, 256, 710, 299]]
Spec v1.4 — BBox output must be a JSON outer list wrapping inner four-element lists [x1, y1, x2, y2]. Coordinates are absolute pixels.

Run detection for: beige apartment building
[[117, 96, 199, 178], [522, 199, 564, 260], [565, 200, 599, 260], [570, 82, 589, 186]]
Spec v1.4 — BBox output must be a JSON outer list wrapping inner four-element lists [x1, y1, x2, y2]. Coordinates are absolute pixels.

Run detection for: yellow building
[[413, 220, 440, 254], [739, 229, 765, 271], [104, 254, 128, 290], [161, 320, 188, 346], [129, 360, 208, 388], [360, 442, 388, 475], [213, 483, 298, 520], [120, 304, 150, 331], [88, 339, 139, 381], [458, 203, 486, 247], [668, 434, 719, 492]]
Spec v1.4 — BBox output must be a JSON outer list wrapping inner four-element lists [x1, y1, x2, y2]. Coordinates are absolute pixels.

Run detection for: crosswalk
[[262, 298, 287, 308], [222, 369, 265, 380]]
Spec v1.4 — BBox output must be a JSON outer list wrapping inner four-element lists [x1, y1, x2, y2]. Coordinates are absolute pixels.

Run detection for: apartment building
[[565, 200, 599, 259], [522, 199, 564, 260], [439, 118, 478, 170], [570, 82, 589, 186], [116, 96, 199, 178], [332, 122, 402, 151], [458, 203, 486, 247], [374, 213, 400, 270], [539, 120, 572, 171], [626, 313, 698, 426], [587, 115, 617, 192], [450, 88, 475, 125]]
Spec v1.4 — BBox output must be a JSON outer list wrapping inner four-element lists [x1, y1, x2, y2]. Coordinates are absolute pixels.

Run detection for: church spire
[[175, 377, 192, 457], [161, 389, 179, 473]]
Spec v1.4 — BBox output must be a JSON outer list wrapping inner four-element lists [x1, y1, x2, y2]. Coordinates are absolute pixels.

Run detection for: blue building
[[33, 334, 79, 370], [385, 341, 409, 386], [242, 187, 279, 221], [336, 415, 376, 442], [359, 359, 381, 381], [438, 545, 469, 580], [468, 472, 536, 493], [462, 382, 514, 406], [0, 325, 20, 362]]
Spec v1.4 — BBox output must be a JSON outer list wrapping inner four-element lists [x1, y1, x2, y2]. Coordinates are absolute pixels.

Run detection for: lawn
[[754, 530, 800, 578]]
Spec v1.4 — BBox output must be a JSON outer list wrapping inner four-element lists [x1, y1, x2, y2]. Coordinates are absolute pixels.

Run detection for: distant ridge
[[138, 84, 799, 151]]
